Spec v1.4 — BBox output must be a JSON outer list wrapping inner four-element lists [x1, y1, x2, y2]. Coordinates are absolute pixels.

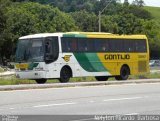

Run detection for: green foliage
[[132, 0, 145, 7], [0, 0, 11, 40], [144, 6, 160, 22], [141, 20, 160, 58], [5, 2, 78, 40], [111, 14, 143, 34], [123, 0, 129, 6], [0, 2, 78, 63], [0, 1, 5, 34], [70, 11, 98, 32], [143, 6, 160, 58], [0, 0, 160, 63], [129, 6, 152, 19], [0, 0, 12, 64], [101, 15, 119, 33], [36, 0, 98, 12]]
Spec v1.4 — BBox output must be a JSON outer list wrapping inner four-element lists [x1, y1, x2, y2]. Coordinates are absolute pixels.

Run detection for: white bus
[[15, 32, 149, 84]]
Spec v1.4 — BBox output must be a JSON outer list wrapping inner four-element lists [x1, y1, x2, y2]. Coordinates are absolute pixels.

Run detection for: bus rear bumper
[[15, 71, 46, 80]]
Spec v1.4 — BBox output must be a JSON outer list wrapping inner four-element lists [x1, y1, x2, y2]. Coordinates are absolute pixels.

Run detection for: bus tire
[[115, 65, 130, 80], [35, 79, 47, 84], [95, 76, 108, 81], [59, 66, 72, 83]]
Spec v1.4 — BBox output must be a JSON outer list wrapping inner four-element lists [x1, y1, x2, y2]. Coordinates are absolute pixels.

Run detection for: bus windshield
[[15, 38, 44, 62]]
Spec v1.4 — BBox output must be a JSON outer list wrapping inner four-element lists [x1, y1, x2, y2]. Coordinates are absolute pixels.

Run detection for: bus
[[15, 32, 150, 84]]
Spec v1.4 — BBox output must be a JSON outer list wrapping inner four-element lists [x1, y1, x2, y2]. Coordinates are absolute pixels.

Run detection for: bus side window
[[135, 41, 140, 52], [71, 39, 77, 52], [45, 37, 59, 63], [45, 39, 53, 62], [102, 41, 106, 51]]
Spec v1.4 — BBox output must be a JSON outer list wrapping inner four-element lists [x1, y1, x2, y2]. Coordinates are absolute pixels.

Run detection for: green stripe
[[74, 53, 108, 72], [74, 53, 96, 72], [86, 53, 107, 72], [63, 34, 87, 38], [28, 63, 39, 70]]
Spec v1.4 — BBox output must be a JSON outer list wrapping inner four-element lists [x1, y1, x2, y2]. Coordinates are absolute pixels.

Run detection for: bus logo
[[62, 55, 72, 62]]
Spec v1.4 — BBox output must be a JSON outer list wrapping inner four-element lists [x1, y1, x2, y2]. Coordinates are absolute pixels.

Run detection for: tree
[[0, 0, 11, 40], [47, 0, 97, 13], [112, 13, 144, 34], [124, 0, 129, 6], [2, 2, 78, 64], [1, 0, 160, 61], [129, 5, 152, 20], [141, 20, 160, 58], [99, 15, 119, 33], [132, 0, 145, 7], [0, 0, 11, 65], [70, 10, 98, 32]]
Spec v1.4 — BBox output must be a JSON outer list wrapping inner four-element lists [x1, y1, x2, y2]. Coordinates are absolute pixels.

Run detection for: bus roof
[[19, 32, 147, 40], [19, 33, 63, 39]]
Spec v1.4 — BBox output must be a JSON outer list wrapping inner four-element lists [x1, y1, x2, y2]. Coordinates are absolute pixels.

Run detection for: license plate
[[16, 64, 28, 69]]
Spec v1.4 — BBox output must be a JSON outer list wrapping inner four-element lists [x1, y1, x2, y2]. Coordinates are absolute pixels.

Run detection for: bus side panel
[[97, 53, 149, 76], [73, 53, 111, 77], [45, 52, 149, 79]]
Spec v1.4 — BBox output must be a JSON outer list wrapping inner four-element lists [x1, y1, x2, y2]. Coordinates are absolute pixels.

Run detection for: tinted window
[[123, 40, 135, 52], [109, 39, 147, 53], [61, 38, 77, 52], [109, 39, 123, 52], [16, 38, 44, 62], [135, 40, 147, 52], [62, 37, 95, 52], [77, 38, 87, 52], [45, 37, 59, 61], [61, 37, 147, 53], [77, 38, 95, 52], [95, 39, 109, 52]]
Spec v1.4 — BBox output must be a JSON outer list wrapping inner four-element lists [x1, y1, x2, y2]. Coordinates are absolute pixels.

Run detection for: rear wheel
[[95, 76, 108, 81], [59, 66, 71, 83], [115, 66, 130, 80], [35, 79, 47, 84]]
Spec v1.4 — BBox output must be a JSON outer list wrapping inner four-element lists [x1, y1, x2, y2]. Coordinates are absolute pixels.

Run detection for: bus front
[[15, 37, 46, 81]]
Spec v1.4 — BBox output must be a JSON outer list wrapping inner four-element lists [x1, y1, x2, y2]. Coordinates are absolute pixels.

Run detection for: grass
[[144, 6, 160, 22], [129, 73, 160, 79], [0, 67, 5, 73], [0, 76, 95, 85], [0, 72, 160, 85]]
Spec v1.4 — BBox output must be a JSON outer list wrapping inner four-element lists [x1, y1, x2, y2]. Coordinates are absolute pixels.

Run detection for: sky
[[123, 0, 160, 7]]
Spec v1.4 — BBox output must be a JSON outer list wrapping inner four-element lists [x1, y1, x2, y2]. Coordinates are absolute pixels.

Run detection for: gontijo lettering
[[105, 54, 130, 60]]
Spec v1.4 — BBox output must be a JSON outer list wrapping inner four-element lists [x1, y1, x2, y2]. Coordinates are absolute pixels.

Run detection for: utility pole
[[98, 0, 113, 32], [98, 11, 101, 32]]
